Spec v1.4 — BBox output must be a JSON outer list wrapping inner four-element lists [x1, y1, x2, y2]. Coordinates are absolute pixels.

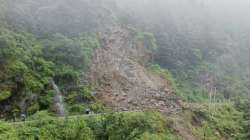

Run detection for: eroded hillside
[[89, 26, 182, 113], [1, 0, 250, 139]]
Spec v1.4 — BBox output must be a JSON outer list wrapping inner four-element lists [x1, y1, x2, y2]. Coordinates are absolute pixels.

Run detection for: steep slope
[[89, 26, 182, 113]]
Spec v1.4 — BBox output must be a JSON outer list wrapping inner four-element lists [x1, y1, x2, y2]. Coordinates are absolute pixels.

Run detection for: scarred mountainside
[[1, 1, 249, 139], [89, 26, 182, 113]]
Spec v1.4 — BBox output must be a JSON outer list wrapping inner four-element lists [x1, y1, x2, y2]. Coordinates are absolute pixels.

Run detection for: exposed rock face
[[89, 26, 182, 113]]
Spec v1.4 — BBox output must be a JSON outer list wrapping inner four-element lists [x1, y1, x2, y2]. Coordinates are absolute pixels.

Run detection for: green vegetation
[[1, 0, 250, 139], [41, 33, 100, 112], [0, 90, 11, 101], [135, 32, 158, 53], [0, 112, 180, 140], [0, 104, 244, 140], [0, 26, 99, 116], [235, 98, 250, 139], [0, 27, 53, 107], [164, 103, 244, 140], [153, 31, 250, 102], [147, 64, 177, 92], [42, 33, 99, 72], [191, 103, 243, 139]]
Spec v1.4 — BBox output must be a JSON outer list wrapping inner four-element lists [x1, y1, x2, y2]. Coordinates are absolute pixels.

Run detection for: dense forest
[[0, 0, 250, 139]]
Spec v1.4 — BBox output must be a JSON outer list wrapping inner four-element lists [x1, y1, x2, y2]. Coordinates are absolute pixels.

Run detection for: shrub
[[0, 90, 11, 101]]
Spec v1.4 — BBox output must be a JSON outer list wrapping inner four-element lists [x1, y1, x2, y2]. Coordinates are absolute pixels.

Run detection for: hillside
[[0, 0, 250, 139], [89, 26, 182, 113]]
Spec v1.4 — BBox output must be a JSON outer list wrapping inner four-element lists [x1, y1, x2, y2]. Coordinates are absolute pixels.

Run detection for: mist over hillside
[[3, 0, 250, 68], [1, 0, 250, 139], [1, 0, 250, 116]]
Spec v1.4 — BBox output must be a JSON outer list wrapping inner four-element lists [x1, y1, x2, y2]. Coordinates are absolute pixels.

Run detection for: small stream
[[51, 80, 65, 116]]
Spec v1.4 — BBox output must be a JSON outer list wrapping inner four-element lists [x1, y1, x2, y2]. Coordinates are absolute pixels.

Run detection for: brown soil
[[89, 26, 182, 114]]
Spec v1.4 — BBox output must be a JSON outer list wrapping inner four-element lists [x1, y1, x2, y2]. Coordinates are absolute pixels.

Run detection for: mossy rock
[[0, 90, 11, 101]]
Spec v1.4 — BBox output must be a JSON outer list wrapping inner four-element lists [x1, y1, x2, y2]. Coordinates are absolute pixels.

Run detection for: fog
[[2, 0, 250, 33], [2, 0, 250, 72]]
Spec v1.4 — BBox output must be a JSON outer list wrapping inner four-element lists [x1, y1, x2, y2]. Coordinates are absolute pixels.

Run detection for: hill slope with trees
[[0, 0, 250, 139]]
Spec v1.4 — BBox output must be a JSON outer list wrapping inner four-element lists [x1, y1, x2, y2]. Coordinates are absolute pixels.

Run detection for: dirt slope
[[89, 26, 182, 113]]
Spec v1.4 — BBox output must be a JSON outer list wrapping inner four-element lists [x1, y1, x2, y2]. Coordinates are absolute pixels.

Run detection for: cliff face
[[89, 26, 182, 113]]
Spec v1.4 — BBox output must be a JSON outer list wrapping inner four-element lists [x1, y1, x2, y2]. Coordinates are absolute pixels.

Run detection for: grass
[[0, 111, 180, 140]]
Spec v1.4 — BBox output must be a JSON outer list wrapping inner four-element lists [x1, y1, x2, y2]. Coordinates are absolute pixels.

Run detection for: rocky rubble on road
[[89, 26, 182, 113]]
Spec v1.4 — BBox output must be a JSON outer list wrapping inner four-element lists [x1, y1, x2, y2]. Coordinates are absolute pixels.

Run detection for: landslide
[[89, 26, 182, 113]]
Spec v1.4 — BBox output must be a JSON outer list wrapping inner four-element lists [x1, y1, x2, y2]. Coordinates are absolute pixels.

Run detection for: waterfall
[[51, 80, 65, 116]]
